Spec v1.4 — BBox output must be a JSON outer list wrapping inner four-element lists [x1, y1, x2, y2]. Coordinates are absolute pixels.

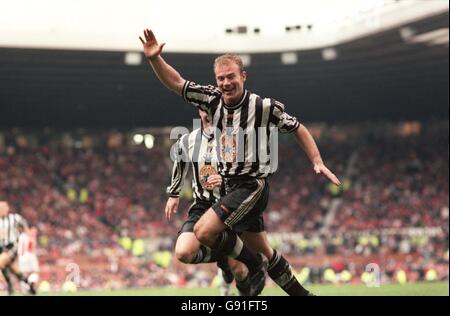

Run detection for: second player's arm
[[165, 137, 189, 220], [16, 213, 29, 232], [165, 155, 186, 220]]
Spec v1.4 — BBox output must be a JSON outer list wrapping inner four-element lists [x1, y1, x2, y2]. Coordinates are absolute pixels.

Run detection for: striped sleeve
[[15, 213, 28, 230], [182, 81, 222, 112], [166, 134, 189, 197], [269, 99, 300, 133]]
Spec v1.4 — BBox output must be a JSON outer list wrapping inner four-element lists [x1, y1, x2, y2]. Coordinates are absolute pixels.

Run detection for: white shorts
[[19, 254, 39, 273]]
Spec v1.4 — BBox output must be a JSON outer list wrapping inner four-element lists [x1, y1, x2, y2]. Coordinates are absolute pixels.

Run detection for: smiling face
[[214, 55, 246, 106]]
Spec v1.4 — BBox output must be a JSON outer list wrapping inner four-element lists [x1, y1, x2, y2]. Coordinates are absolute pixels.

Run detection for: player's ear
[[241, 71, 247, 82]]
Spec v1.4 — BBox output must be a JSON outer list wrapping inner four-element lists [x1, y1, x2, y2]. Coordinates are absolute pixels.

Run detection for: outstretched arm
[[294, 124, 341, 186], [139, 29, 186, 95]]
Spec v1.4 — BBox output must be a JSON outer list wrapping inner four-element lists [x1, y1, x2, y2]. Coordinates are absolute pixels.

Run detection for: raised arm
[[294, 124, 341, 186], [139, 29, 186, 95]]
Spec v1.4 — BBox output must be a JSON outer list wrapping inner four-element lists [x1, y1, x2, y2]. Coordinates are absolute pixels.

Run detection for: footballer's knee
[[175, 247, 196, 263], [193, 224, 214, 246], [175, 232, 201, 263]]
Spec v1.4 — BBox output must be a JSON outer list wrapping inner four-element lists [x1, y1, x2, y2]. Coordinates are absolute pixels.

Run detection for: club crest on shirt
[[220, 133, 237, 163], [199, 165, 218, 191]]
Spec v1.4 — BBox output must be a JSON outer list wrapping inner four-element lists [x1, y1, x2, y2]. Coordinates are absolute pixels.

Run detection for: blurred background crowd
[[1, 120, 447, 292]]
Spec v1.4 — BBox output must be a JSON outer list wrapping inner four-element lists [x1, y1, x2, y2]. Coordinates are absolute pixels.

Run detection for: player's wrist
[[312, 157, 323, 166], [146, 54, 159, 62]]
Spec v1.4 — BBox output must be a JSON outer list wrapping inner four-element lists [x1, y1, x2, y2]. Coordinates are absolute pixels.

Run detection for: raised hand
[[165, 197, 179, 221], [314, 163, 341, 186], [139, 29, 166, 61]]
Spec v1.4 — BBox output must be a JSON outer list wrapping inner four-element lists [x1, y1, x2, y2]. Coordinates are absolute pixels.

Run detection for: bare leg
[[194, 208, 263, 272], [193, 208, 227, 246], [227, 258, 248, 281], [194, 208, 267, 296], [174, 232, 201, 264], [1, 268, 14, 295], [8, 259, 36, 295], [241, 231, 274, 260]]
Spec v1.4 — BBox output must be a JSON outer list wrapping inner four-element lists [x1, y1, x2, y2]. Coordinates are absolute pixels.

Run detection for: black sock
[[12, 270, 36, 295], [13, 271, 29, 284], [191, 244, 222, 264], [216, 255, 229, 271], [216, 256, 234, 283], [1, 269, 14, 295], [267, 250, 310, 296], [212, 230, 262, 274], [236, 275, 251, 295]]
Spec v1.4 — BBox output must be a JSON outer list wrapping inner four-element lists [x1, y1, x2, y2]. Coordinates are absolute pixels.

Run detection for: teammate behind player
[[166, 109, 258, 296]]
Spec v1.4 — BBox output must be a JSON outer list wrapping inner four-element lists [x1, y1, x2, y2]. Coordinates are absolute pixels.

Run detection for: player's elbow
[[165, 78, 185, 96]]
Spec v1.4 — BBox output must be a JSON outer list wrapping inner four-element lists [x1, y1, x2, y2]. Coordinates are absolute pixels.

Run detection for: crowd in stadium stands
[[0, 120, 448, 293]]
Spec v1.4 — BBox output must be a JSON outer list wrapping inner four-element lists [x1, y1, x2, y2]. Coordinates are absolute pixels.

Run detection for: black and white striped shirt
[[182, 81, 300, 178], [167, 128, 222, 203], [0, 213, 28, 248]]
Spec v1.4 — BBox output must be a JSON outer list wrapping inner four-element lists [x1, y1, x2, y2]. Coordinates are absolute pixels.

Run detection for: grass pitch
[[51, 281, 448, 296]]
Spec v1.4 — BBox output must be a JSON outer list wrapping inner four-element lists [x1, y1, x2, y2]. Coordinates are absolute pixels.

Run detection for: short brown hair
[[214, 54, 244, 73]]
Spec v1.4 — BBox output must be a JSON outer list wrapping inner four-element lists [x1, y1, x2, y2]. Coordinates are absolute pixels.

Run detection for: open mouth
[[223, 88, 234, 95]]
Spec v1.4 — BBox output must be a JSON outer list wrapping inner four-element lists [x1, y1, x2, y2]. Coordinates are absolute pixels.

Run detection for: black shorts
[[178, 200, 213, 235], [211, 177, 268, 233], [179, 198, 265, 236]]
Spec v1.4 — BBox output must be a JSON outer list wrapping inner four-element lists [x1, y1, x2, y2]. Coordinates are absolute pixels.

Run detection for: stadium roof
[[0, 0, 448, 53], [0, 10, 448, 127]]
